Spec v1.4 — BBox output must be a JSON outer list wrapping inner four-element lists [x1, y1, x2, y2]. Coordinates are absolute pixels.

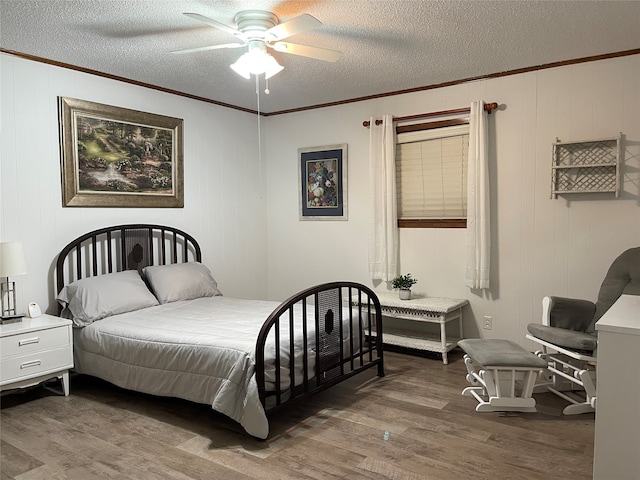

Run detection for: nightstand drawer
[[0, 346, 73, 385], [0, 325, 70, 358]]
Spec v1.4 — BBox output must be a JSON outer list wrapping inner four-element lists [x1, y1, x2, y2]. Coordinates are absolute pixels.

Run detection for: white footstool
[[458, 339, 548, 413]]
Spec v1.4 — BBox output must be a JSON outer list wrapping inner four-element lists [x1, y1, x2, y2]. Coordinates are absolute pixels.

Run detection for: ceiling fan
[[171, 10, 342, 79]]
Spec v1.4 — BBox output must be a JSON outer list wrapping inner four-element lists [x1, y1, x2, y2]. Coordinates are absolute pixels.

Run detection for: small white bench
[[458, 339, 548, 413]]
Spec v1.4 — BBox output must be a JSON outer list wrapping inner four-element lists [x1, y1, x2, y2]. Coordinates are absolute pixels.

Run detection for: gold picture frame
[[58, 97, 184, 207]]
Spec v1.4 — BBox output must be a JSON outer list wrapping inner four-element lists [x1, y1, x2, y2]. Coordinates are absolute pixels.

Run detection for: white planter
[[399, 289, 412, 300]]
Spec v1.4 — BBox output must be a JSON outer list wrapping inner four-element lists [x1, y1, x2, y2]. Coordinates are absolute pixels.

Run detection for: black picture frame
[[298, 144, 347, 221]]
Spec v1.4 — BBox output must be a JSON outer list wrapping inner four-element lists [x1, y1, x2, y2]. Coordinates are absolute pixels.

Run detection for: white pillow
[[57, 270, 159, 326], [143, 262, 222, 304]]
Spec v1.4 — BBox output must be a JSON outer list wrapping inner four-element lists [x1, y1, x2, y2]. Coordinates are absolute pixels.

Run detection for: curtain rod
[[362, 102, 498, 127]]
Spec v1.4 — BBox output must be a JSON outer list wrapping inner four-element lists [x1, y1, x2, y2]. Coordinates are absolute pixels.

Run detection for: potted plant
[[392, 273, 418, 300]]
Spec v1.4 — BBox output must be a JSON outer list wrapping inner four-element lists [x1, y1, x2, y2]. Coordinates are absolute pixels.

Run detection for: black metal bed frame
[[256, 281, 384, 412], [56, 224, 201, 295], [56, 224, 384, 418]]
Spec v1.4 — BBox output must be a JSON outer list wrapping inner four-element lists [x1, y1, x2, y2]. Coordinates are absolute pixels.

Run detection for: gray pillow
[[57, 270, 159, 326], [143, 262, 222, 304]]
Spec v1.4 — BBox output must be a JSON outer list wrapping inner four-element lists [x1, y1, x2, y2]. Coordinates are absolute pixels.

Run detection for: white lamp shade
[[230, 54, 252, 79], [231, 50, 284, 80], [0, 241, 27, 277], [262, 54, 284, 79]]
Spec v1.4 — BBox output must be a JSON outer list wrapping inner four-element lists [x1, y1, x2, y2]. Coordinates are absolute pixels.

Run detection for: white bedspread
[[73, 296, 364, 439]]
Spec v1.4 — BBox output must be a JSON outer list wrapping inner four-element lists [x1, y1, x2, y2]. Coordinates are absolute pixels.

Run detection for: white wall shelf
[[551, 134, 622, 198]]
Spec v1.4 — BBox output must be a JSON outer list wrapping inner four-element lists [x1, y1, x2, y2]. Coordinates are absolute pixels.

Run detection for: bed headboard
[[56, 224, 201, 293]]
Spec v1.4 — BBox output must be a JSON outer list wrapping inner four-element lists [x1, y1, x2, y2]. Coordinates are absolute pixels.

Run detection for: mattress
[[72, 295, 365, 439]]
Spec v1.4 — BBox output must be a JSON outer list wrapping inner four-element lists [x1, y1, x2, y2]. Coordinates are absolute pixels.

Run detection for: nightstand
[[1, 314, 73, 395]]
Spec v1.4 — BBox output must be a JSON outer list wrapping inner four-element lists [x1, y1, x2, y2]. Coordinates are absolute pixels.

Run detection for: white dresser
[[0, 314, 73, 395], [593, 295, 640, 480]]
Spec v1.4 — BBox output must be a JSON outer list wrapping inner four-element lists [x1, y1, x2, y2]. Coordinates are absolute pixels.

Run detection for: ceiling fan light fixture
[[179, 10, 341, 79], [262, 54, 284, 79], [230, 48, 284, 79], [230, 54, 252, 79]]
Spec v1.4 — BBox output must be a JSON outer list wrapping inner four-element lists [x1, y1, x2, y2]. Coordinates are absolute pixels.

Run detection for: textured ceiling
[[1, 1, 639, 113]]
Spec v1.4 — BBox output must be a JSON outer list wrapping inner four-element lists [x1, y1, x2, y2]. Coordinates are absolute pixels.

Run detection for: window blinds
[[396, 125, 469, 219]]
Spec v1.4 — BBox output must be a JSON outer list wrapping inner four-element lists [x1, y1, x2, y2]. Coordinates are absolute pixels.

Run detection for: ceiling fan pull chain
[[255, 74, 264, 199], [265, 76, 270, 95], [255, 74, 261, 113]]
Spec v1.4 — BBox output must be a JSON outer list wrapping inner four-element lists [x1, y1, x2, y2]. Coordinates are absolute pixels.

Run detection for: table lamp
[[0, 241, 27, 317]]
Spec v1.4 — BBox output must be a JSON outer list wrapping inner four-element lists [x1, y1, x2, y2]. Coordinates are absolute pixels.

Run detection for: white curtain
[[465, 101, 491, 289], [368, 115, 399, 281]]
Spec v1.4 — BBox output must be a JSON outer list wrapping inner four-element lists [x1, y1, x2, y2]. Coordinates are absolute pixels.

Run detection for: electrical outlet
[[483, 315, 493, 330]]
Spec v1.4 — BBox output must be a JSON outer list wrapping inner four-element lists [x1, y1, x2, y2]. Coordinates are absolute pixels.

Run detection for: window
[[395, 122, 469, 228]]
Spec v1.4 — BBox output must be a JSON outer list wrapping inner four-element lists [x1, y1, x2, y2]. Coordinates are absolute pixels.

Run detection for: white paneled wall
[[264, 55, 640, 347], [0, 54, 269, 313], [1, 52, 638, 347]]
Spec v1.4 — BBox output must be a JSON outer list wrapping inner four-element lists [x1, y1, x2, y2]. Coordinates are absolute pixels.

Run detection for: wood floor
[[1, 350, 595, 479]]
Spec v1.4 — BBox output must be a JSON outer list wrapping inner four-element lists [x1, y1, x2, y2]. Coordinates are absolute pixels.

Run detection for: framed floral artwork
[[298, 144, 347, 221], [58, 96, 184, 207]]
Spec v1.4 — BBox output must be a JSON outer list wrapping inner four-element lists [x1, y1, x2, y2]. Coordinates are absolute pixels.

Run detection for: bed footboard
[[255, 282, 384, 412]]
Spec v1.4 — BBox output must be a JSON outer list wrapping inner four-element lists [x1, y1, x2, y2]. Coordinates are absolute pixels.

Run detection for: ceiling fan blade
[[183, 12, 244, 38], [171, 43, 245, 54], [266, 14, 322, 41], [272, 42, 342, 62]]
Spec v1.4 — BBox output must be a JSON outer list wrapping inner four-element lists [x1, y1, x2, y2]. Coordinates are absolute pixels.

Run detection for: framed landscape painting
[[58, 97, 184, 207], [298, 144, 347, 220]]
